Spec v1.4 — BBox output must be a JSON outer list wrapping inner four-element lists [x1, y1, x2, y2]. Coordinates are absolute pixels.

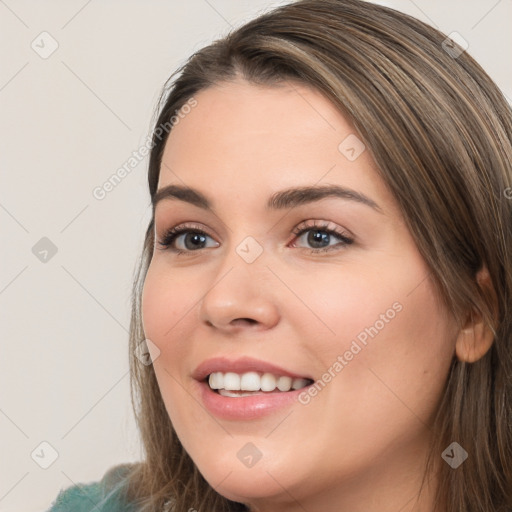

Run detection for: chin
[[208, 470, 286, 503], [192, 452, 295, 503]]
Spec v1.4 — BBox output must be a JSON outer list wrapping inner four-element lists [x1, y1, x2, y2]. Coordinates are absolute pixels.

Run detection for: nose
[[198, 250, 280, 334]]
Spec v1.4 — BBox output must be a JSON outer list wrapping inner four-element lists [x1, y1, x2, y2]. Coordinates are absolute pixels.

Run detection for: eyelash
[[156, 220, 354, 256]]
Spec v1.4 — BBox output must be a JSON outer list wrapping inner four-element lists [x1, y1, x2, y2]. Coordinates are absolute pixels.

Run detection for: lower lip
[[195, 380, 309, 420]]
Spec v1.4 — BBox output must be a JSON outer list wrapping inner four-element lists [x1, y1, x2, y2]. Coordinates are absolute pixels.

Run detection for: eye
[[156, 223, 218, 255], [290, 220, 354, 253]]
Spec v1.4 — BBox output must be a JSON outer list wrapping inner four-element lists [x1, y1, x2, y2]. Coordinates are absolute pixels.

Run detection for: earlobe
[[454, 266, 497, 363], [455, 313, 494, 363]]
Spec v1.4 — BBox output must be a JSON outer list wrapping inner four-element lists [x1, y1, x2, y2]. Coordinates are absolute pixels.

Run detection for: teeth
[[291, 378, 310, 390], [261, 373, 277, 391], [208, 371, 311, 393], [208, 372, 223, 390], [240, 371, 260, 391], [218, 389, 260, 397], [223, 372, 240, 390], [277, 376, 292, 391]]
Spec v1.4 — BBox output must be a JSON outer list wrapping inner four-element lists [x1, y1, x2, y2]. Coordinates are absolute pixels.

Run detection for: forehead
[[161, 80, 353, 166], [157, 80, 397, 217]]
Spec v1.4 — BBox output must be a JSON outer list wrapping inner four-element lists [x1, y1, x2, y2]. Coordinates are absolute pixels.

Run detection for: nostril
[[233, 318, 257, 326]]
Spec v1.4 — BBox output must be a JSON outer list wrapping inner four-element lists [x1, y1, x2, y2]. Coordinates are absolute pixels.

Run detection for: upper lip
[[192, 356, 313, 382]]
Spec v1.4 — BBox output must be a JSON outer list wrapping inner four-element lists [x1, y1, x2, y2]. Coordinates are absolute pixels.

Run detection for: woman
[[47, 0, 512, 510]]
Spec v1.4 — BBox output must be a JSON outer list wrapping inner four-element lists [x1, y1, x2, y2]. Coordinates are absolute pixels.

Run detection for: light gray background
[[1, 1, 510, 511]]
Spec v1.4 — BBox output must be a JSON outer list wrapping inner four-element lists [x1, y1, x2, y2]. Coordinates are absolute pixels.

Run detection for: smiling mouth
[[206, 371, 314, 397]]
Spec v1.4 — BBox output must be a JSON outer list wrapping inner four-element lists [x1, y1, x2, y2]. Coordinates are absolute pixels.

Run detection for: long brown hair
[[120, 1, 512, 510]]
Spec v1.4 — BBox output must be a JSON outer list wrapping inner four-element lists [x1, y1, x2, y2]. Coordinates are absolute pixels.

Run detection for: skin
[[141, 79, 492, 512]]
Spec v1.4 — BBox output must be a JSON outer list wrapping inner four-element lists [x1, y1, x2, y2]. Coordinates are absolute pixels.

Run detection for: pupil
[[185, 233, 206, 250], [308, 230, 329, 248]]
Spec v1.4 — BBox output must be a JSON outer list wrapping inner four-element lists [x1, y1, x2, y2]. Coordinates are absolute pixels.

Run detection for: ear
[[455, 266, 497, 363]]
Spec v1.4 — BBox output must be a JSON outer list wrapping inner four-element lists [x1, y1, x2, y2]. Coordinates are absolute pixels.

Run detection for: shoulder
[[46, 463, 137, 512]]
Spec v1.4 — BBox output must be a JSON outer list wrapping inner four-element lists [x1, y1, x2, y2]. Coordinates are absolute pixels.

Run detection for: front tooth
[[291, 378, 309, 390], [277, 376, 292, 392], [260, 373, 277, 392], [223, 372, 241, 390], [240, 371, 261, 391]]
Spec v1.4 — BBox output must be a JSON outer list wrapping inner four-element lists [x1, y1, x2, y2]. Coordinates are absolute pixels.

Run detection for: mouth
[[206, 371, 314, 397], [192, 357, 316, 420]]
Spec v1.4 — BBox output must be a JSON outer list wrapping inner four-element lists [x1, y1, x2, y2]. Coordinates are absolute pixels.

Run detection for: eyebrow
[[152, 184, 383, 214]]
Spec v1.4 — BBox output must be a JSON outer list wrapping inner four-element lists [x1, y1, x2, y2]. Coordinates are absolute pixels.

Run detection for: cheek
[[141, 265, 204, 430], [141, 263, 196, 353], [287, 271, 455, 476], [305, 251, 453, 361], [298, 254, 455, 408], [288, 260, 407, 358], [355, 265, 456, 378], [321, 274, 455, 436]]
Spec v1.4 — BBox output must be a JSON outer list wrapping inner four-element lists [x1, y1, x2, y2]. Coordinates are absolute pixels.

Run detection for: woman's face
[[142, 79, 459, 510]]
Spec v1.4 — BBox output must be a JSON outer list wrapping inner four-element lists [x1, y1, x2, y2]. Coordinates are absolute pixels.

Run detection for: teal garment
[[45, 464, 138, 512]]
